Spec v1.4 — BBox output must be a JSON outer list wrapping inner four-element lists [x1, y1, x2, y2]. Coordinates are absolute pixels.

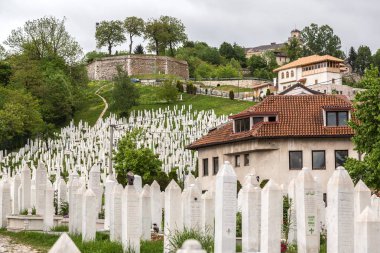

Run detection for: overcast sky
[[0, 0, 379, 56]]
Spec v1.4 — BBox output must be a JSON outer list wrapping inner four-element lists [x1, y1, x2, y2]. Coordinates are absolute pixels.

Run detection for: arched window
[[286, 71, 289, 78], [291, 70, 294, 77], [281, 72, 284, 79]]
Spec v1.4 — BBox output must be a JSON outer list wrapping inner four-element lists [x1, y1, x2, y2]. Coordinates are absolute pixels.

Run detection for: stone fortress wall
[[87, 55, 189, 80]]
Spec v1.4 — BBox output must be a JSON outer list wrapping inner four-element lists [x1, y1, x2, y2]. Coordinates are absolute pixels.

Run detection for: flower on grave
[[281, 239, 287, 253]]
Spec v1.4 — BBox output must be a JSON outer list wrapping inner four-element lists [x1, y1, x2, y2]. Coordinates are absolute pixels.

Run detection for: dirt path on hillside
[[95, 84, 109, 123], [0, 235, 40, 253]]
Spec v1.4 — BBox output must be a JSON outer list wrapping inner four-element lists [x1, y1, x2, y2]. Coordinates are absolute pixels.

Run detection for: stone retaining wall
[[87, 55, 189, 80]]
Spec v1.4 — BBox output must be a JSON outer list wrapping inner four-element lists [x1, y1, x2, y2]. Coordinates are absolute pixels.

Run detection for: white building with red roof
[[187, 94, 359, 193]]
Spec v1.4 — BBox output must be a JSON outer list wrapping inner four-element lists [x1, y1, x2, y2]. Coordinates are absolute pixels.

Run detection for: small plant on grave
[[282, 195, 293, 244], [236, 211, 242, 237], [31, 206, 36, 215], [167, 227, 214, 253], [98, 208, 105, 219], [229, 90, 235, 100], [53, 190, 58, 215], [281, 239, 288, 253], [59, 201, 69, 216], [20, 209, 28, 215]]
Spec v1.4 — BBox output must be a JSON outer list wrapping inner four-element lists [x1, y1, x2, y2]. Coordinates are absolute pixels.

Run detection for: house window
[[286, 71, 289, 78], [252, 117, 264, 125], [332, 78, 335, 84], [289, 151, 303, 170], [291, 70, 294, 77], [235, 155, 240, 167], [315, 80, 318, 84], [213, 157, 219, 175], [268, 116, 277, 122], [244, 154, 249, 166], [312, 150, 326, 170], [335, 150, 348, 168], [281, 72, 284, 79], [203, 158, 209, 176], [326, 111, 348, 126], [234, 118, 250, 132]]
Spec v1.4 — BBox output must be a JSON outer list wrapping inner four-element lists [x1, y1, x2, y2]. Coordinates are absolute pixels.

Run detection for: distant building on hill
[[244, 29, 302, 65]]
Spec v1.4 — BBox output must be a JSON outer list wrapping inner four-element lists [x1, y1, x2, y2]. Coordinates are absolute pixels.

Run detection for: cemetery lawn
[[97, 83, 254, 119], [0, 230, 164, 253], [208, 84, 252, 93]]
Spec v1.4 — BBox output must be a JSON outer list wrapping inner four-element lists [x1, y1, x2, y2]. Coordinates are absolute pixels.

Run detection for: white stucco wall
[[197, 137, 358, 193]]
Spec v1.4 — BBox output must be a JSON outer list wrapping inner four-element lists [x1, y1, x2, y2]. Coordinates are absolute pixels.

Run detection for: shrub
[[167, 227, 214, 253], [176, 81, 184, 92], [59, 201, 69, 216], [236, 212, 242, 237], [32, 206, 36, 215], [20, 209, 28, 215], [186, 82, 197, 95], [229, 90, 234, 100], [157, 80, 178, 103]]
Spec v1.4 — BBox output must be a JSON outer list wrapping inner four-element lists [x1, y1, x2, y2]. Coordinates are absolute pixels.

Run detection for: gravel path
[[0, 236, 40, 253], [95, 84, 109, 123]]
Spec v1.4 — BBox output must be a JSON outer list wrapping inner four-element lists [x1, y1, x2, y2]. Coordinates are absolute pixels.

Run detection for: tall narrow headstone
[[48, 233, 81, 253], [260, 180, 282, 253], [295, 167, 319, 253], [201, 190, 214, 234], [214, 161, 237, 253], [134, 175, 142, 193], [82, 188, 97, 242], [88, 164, 102, 213], [151, 180, 162, 232], [110, 184, 123, 242], [35, 162, 47, 215], [141, 184, 152, 241], [20, 164, 31, 210], [327, 166, 354, 253], [0, 179, 11, 227], [68, 178, 80, 233], [356, 206, 380, 253], [11, 174, 21, 214], [44, 181, 55, 231], [57, 178, 67, 212], [104, 173, 116, 230], [242, 175, 261, 252], [122, 185, 141, 253], [164, 180, 182, 253], [354, 180, 371, 253], [184, 184, 202, 229]]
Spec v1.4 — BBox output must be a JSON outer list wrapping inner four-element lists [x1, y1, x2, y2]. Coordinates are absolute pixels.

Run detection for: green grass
[[51, 225, 68, 232], [209, 85, 252, 93]]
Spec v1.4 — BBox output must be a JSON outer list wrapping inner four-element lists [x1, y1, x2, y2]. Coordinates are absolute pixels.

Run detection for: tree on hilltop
[[124, 17, 145, 54], [356, 45, 373, 76], [95, 20, 126, 55], [133, 44, 145, 54], [5, 16, 82, 63]]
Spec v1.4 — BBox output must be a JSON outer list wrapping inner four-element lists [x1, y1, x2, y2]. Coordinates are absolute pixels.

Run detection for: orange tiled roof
[[273, 55, 344, 72], [187, 95, 354, 149]]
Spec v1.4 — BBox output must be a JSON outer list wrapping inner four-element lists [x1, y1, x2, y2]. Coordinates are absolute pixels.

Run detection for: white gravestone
[[0, 179, 11, 227], [68, 178, 80, 234], [122, 185, 141, 253], [356, 206, 380, 253], [141, 184, 152, 241], [327, 166, 354, 253], [185, 184, 202, 229], [57, 178, 67, 212], [35, 162, 47, 215], [242, 175, 261, 252], [164, 180, 183, 253], [260, 180, 282, 253], [295, 167, 319, 253], [20, 164, 31, 210], [201, 190, 214, 234], [110, 184, 123, 242], [82, 188, 97, 242], [151, 180, 162, 232], [354, 180, 371, 253], [214, 161, 237, 253], [104, 173, 116, 230], [74, 184, 86, 234], [88, 165, 102, 214], [44, 181, 55, 231], [134, 175, 143, 193], [48, 233, 81, 253], [177, 239, 206, 253], [11, 174, 21, 214]]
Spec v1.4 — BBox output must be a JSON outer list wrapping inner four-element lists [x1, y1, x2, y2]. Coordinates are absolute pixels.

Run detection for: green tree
[[95, 20, 126, 55], [157, 80, 179, 102], [5, 16, 82, 63], [347, 47, 358, 72], [283, 37, 303, 61], [144, 18, 168, 55], [111, 67, 140, 117], [219, 42, 235, 60], [356, 45, 373, 76], [194, 62, 215, 79], [0, 44, 6, 60], [214, 63, 239, 78], [124, 17, 145, 54], [0, 61, 12, 86], [301, 23, 344, 58], [113, 129, 163, 186], [345, 67, 380, 190], [247, 53, 277, 80], [133, 44, 145, 54], [373, 49, 380, 72], [160, 16, 187, 56]]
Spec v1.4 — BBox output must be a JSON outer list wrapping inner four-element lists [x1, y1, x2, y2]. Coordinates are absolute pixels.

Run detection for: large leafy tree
[[347, 47, 358, 72], [374, 49, 380, 72], [160, 16, 187, 56], [356, 45, 373, 76], [95, 20, 126, 55], [301, 23, 344, 58], [345, 67, 380, 190], [5, 16, 82, 63], [124, 17, 145, 54], [157, 80, 178, 103], [219, 42, 246, 67], [283, 37, 303, 61], [0, 61, 12, 86], [144, 18, 168, 55], [0, 44, 6, 60], [111, 67, 140, 117]]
